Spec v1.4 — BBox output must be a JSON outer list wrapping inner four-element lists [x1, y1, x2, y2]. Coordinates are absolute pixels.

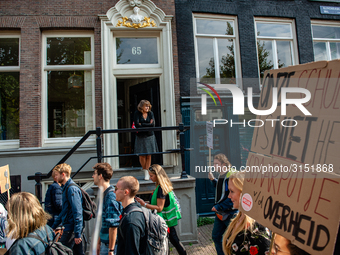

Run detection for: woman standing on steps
[[135, 164, 187, 255], [133, 99, 158, 180]]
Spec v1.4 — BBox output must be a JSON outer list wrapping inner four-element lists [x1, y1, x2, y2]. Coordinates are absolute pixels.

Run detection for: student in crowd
[[52, 163, 85, 255], [115, 176, 147, 255], [133, 99, 158, 180], [6, 192, 55, 254], [92, 163, 123, 255], [222, 171, 271, 255], [272, 233, 310, 255], [135, 164, 186, 255], [208, 153, 238, 255], [44, 170, 62, 227]]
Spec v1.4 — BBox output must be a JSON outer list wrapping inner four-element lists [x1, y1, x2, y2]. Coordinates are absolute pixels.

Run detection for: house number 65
[[132, 47, 142, 55]]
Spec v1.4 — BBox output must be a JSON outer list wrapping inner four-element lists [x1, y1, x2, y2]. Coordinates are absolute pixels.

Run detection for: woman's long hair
[[149, 164, 173, 195], [7, 192, 51, 239], [222, 171, 255, 255], [214, 153, 232, 168]]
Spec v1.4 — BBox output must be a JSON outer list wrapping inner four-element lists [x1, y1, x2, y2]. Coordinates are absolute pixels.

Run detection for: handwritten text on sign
[[241, 152, 340, 255]]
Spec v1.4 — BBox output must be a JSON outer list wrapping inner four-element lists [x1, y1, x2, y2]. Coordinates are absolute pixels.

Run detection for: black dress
[[133, 110, 158, 154]]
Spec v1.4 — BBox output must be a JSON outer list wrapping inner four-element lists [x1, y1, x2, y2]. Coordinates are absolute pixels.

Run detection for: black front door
[[129, 78, 162, 166]]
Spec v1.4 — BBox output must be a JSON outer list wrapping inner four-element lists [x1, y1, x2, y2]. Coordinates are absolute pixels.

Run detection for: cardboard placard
[[241, 153, 340, 255], [0, 165, 11, 193], [241, 60, 340, 254], [251, 60, 340, 174]]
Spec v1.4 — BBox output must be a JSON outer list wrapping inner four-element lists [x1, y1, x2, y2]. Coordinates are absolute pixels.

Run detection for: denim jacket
[[52, 178, 83, 238], [8, 225, 55, 255], [100, 186, 123, 244]]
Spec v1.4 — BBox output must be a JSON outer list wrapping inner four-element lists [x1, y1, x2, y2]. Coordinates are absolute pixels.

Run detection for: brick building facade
[[0, 0, 181, 193]]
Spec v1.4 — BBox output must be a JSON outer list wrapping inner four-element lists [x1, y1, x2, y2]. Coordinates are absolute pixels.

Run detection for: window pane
[[47, 37, 91, 65], [195, 109, 223, 121], [256, 23, 292, 38], [330, 42, 340, 60], [218, 38, 236, 83], [312, 25, 340, 39], [0, 38, 19, 66], [116, 38, 158, 64], [257, 40, 274, 78], [0, 72, 19, 140], [197, 38, 215, 82], [48, 71, 86, 138], [313, 42, 327, 61], [196, 19, 234, 35], [277, 40, 292, 68]]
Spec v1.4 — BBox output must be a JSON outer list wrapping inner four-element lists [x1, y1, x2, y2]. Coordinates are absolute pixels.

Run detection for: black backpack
[[120, 205, 169, 255], [5, 226, 73, 255], [66, 183, 97, 221]]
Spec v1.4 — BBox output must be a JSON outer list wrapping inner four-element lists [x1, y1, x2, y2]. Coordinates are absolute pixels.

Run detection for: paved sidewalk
[[170, 223, 216, 255]]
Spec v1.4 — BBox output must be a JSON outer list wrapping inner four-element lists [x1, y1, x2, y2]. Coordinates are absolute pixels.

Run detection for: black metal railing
[[28, 123, 191, 202]]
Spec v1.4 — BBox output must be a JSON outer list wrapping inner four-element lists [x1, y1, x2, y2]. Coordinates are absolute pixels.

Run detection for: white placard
[[206, 121, 213, 149]]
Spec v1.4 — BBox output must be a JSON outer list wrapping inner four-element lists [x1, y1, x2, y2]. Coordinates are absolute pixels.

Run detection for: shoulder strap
[[118, 205, 144, 240], [66, 183, 78, 195], [65, 183, 81, 205], [27, 227, 49, 246]]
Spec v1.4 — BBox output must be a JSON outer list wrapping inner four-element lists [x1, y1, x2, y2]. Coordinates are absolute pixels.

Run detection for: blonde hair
[[119, 176, 139, 197], [137, 99, 152, 112], [53, 163, 72, 177], [149, 164, 173, 195], [222, 171, 255, 255], [214, 153, 232, 168], [7, 192, 51, 239]]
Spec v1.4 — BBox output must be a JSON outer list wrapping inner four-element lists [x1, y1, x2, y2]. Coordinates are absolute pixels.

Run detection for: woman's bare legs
[[139, 155, 146, 169], [145, 155, 152, 170], [139, 155, 150, 180]]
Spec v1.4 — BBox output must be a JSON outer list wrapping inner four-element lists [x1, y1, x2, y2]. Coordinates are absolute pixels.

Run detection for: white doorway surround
[[99, 0, 177, 168]]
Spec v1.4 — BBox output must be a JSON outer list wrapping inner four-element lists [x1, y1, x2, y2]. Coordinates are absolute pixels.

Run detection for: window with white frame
[[312, 21, 340, 61], [42, 32, 94, 143], [255, 19, 298, 79], [0, 33, 20, 144], [113, 31, 160, 69], [194, 15, 241, 87]]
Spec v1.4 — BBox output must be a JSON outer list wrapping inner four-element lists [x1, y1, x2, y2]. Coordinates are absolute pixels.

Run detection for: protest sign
[[241, 59, 340, 254], [241, 153, 340, 255], [251, 60, 340, 174], [0, 165, 11, 194], [206, 121, 213, 149]]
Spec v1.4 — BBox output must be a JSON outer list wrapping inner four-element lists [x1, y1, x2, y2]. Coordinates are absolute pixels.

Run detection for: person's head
[[53, 163, 72, 184], [133, 6, 139, 13], [148, 164, 173, 195], [228, 171, 245, 209], [272, 234, 310, 255], [92, 162, 113, 185], [214, 153, 231, 172], [223, 171, 255, 255], [137, 99, 152, 113], [7, 192, 51, 239], [115, 176, 139, 204], [52, 170, 58, 182]]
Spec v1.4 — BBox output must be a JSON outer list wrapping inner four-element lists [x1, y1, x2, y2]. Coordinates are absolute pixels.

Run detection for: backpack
[[20, 226, 73, 255], [120, 205, 169, 255], [172, 191, 181, 213], [66, 183, 97, 221]]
